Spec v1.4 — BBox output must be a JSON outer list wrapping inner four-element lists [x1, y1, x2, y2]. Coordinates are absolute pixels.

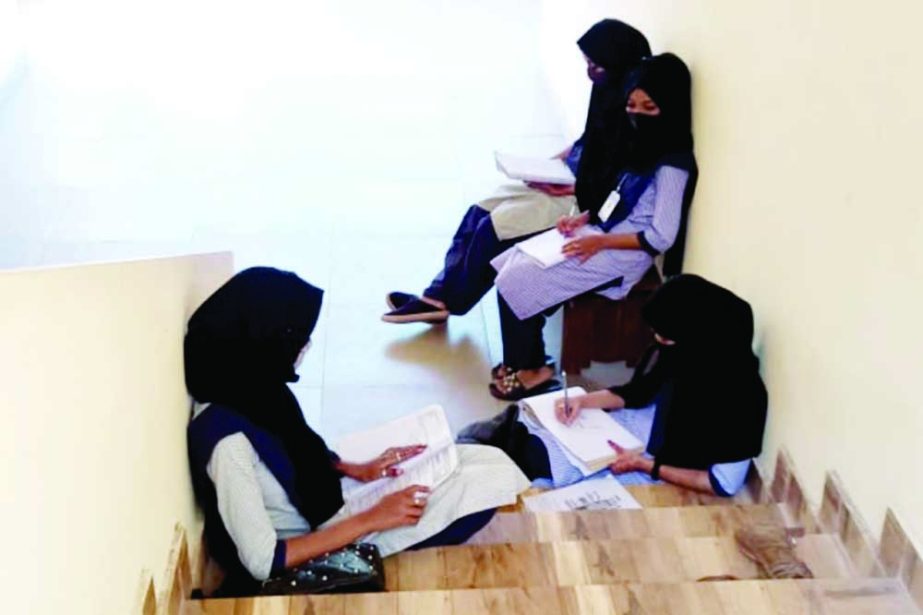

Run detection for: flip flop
[[489, 372, 561, 401]]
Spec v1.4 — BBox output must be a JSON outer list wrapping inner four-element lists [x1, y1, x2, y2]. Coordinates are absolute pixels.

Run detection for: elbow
[[708, 469, 735, 498], [637, 232, 663, 256]]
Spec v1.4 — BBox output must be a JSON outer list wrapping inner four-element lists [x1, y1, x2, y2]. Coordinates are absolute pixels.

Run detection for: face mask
[[627, 112, 668, 147]]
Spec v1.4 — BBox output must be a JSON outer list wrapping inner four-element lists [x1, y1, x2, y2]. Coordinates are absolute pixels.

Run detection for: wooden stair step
[[624, 484, 759, 508], [189, 578, 918, 614], [384, 534, 853, 591], [470, 504, 800, 545]]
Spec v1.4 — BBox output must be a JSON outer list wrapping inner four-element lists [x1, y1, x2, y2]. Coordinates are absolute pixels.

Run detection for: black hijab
[[611, 275, 767, 469], [575, 19, 651, 221], [622, 52, 694, 171], [184, 267, 344, 527]]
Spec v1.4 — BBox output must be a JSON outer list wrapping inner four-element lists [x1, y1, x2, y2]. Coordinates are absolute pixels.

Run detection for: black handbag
[[259, 543, 385, 595]]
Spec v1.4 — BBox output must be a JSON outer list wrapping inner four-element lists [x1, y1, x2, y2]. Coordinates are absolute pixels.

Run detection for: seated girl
[[186, 267, 528, 596], [488, 53, 698, 400], [459, 274, 768, 498], [381, 19, 650, 325]]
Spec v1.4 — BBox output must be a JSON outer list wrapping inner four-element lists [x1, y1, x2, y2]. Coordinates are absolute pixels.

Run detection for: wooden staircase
[[176, 479, 921, 614]]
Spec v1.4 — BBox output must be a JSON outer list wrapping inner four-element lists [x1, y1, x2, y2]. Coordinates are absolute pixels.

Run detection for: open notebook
[[495, 152, 576, 185], [520, 387, 643, 473], [334, 405, 458, 516]]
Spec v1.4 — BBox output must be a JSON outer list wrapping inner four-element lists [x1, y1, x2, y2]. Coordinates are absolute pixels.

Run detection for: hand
[[556, 212, 590, 237], [607, 440, 647, 475], [350, 445, 427, 482], [526, 181, 575, 197], [562, 235, 607, 262], [554, 395, 585, 426], [364, 485, 431, 531]]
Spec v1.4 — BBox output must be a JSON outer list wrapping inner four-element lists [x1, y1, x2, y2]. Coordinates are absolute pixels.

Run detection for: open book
[[495, 152, 576, 185], [334, 405, 459, 516], [520, 387, 643, 473]]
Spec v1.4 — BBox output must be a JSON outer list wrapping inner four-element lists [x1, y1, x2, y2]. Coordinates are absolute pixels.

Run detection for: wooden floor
[[180, 482, 920, 615]]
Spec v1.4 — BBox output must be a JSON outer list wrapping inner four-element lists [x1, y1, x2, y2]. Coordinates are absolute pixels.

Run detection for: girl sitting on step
[[458, 274, 768, 498], [186, 267, 528, 596]]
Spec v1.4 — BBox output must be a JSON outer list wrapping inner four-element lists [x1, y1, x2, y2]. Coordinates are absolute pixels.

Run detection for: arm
[[630, 457, 715, 495], [635, 166, 689, 256], [286, 485, 429, 567], [562, 166, 689, 262]]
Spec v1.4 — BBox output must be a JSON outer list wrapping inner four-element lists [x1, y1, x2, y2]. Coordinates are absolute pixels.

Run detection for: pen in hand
[[563, 371, 570, 422]]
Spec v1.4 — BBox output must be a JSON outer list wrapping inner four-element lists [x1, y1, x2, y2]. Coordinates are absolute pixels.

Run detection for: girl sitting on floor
[[458, 274, 768, 498]]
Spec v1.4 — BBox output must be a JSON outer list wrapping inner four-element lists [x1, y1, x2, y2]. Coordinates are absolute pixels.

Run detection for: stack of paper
[[523, 475, 641, 512], [520, 387, 643, 473], [514, 227, 597, 269], [335, 405, 459, 516], [495, 152, 576, 185]]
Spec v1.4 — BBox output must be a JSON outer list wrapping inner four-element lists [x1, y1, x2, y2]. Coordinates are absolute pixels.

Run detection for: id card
[[597, 190, 621, 223]]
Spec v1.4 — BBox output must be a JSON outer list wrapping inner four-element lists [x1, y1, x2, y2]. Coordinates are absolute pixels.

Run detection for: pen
[[563, 371, 569, 421]]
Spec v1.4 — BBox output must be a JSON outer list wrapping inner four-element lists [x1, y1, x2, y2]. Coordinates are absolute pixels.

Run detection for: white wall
[[539, 1, 923, 549], [0, 252, 233, 615]]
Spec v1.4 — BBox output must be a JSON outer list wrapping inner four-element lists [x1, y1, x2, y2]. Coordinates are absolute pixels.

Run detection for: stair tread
[[190, 578, 919, 614], [472, 503, 798, 544], [384, 534, 853, 591], [625, 484, 759, 507]]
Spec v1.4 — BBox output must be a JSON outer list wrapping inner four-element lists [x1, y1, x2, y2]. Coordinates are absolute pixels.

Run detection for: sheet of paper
[[523, 387, 643, 470], [495, 152, 576, 185], [335, 405, 459, 516], [515, 227, 596, 269], [523, 475, 641, 512]]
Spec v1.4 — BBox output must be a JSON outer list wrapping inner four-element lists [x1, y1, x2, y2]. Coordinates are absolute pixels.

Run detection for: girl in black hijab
[[186, 268, 526, 595], [382, 19, 650, 326], [558, 274, 767, 494], [489, 53, 698, 399], [460, 274, 767, 497]]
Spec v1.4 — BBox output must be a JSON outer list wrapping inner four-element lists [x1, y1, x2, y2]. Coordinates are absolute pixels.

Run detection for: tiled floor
[[1, 0, 631, 439]]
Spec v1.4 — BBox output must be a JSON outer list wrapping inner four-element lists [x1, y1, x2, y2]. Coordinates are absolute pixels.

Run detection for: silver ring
[[380, 469, 387, 478], [396, 452, 402, 461]]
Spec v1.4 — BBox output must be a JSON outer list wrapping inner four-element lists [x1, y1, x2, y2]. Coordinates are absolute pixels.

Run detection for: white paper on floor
[[523, 475, 642, 512]]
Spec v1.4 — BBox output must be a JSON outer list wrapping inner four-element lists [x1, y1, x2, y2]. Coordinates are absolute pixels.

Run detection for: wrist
[[355, 509, 379, 534], [635, 456, 654, 473]]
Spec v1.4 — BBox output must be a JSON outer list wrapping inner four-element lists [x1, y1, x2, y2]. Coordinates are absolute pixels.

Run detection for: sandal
[[491, 361, 556, 382], [489, 371, 561, 401]]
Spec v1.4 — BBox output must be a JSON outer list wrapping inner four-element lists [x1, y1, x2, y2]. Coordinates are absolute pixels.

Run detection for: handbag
[[259, 543, 385, 595]]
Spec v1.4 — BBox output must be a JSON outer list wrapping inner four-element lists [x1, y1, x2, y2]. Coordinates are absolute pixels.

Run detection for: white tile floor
[[1, 0, 630, 439]]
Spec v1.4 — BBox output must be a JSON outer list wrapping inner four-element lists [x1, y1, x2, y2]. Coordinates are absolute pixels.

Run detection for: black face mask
[[627, 112, 662, 135]]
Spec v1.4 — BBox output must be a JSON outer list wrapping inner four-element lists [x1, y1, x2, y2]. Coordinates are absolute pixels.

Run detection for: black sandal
[[489, 372, 561, 401]]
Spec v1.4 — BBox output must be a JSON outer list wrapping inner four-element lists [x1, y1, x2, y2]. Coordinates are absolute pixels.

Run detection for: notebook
[[520, 387, 643, 473], [515, 227, 597, 269], [334, 405, 459, 516], [495, 152, 576, 185]]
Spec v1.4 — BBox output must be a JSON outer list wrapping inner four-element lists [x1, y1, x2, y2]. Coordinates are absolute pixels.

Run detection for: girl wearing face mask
[[382, 19, 650, 325], [459, 275, 767, 498], [488, 53, 699, 400]]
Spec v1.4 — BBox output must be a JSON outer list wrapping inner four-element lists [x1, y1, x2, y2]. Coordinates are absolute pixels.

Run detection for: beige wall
[[539, 1, 923, 549], [0, 252, 233, 615]]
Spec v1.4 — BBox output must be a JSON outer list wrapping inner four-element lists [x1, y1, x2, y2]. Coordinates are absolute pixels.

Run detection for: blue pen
[[563, 371, 569, 421]]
